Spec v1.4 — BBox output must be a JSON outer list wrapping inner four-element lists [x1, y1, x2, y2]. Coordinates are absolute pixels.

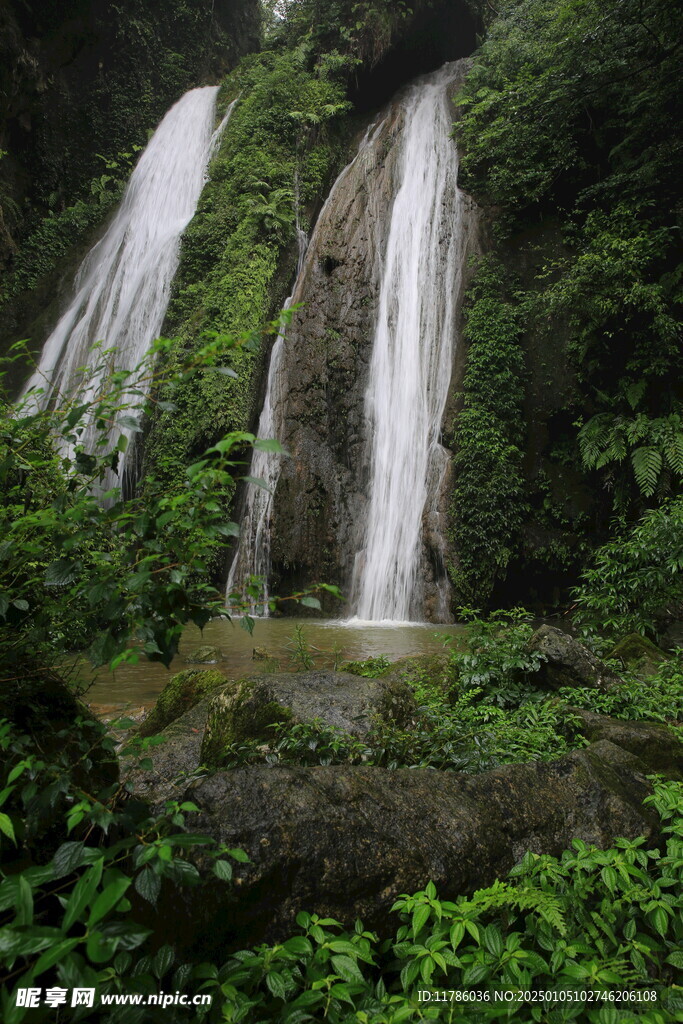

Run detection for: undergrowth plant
[[0, 717, 248, 1024], [572, 499, 683, 642], [0, 323, 339, 679]]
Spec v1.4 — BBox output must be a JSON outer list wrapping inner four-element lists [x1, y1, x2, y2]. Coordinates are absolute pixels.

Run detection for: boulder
[[527, 625, 623, 690], [161, 741, 657, 952], [609, 633, 669, 676], [372, 653, 455, 693], [185, 645, 223, 665], [200, 670, 417, 767], [138, 669, 227, 738], [123, 698, 211, 804], [569, 708, 682, 775]]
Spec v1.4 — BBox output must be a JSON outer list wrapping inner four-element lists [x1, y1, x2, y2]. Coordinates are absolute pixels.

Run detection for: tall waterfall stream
[[229, 62, 470, 623], [351, 63, 467, 622], [225, 224, 310, 613], [23, 86, 232, 486]]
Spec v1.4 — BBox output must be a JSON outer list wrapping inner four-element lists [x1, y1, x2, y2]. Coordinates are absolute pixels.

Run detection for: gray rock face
[[123, 698, 211, 804], [570, 708, 682, 775], [160, 741, 656, 951], [267, 69, 480, 616], [200, 670, 418, 767], [527, 625, 623, 690]]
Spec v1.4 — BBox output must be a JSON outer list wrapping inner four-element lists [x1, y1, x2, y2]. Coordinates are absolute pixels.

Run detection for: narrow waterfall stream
[[225, 224, 310, 613], [22, 87, 233, 487], [352, 63, 468, 622]]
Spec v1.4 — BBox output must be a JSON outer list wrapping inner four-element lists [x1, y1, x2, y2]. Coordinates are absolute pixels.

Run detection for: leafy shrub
[[1, 328, 336, 677], [454, 0, 683, 585], [341, 656, 391, 678], [446, 608, 544, 700], [0, 717, 247, 1024], [572, 498, 683, 641], [448, 258, 529, 607], [559, 654, 683, 727], [221, 694, 587, 776]]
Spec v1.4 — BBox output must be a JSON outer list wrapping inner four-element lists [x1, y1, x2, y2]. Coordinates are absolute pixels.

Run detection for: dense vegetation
[[450, 0, 683, 608], [0, 0, 260, 269], [141, 46, 352, 502], [1, 0, 682, 1020]]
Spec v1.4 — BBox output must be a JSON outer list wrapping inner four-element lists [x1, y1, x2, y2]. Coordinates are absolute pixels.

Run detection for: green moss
[[138, 668, 227, 738], [610, 634, 670, 676], [142, 48, 351, 538], [447, 257, 529, 607], [201, 677, 293, 765]]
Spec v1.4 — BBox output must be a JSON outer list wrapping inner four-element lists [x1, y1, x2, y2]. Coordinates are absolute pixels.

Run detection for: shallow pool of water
[[80, 617, 464, 713]]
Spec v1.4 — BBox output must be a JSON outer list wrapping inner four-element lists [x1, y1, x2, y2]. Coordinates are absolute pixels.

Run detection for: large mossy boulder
[[138, 669, 227, 738], [526, 625, 623, 690], [569, 708, 682, 776], [200, 670, 417, 767], [610, 633, 669, 677], [159, 741, 657, 951], [124, 698, 212, 804]]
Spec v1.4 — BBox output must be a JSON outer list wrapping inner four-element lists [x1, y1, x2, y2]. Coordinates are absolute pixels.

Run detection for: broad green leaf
[[87, 876, 131, 927], [64, 860, 104, 931]]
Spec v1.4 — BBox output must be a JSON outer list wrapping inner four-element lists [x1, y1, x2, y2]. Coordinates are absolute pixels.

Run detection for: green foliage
[[222, 692, 587, 775], [1, 326, 334, 677], [559, 653, 683, 727], [1, 336, 249, 673], [448, 607, 544, 697], [456, 0, 682, 523], [0, 717, 246, 1024], [222, 611, 589, 775], [269, 0, 417, 67], [579, 412, 683, 504], [341, 655, 391, 678], [142, 47, 351, 497], [457, 0, 681, 218], [572, 498, 683, 640], [211, 780, 683, 1022], [449, 258, 529, 606]]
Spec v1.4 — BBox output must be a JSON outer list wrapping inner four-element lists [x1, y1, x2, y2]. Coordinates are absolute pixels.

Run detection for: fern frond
[[631, 446, 662, 496]]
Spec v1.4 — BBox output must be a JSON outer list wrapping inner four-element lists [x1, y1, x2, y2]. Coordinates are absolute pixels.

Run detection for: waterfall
[[226, 121, 386, 613], [351, 63, 467, 622], [22, 87, 234, 488], [225, 225, 309, 614]]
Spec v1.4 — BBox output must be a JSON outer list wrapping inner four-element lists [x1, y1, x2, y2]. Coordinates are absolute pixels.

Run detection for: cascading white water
[[352, 63, 467, 621], [225, 225, 309, 614], [23, 87, 234, 487], [226, 121, 386, 613]]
